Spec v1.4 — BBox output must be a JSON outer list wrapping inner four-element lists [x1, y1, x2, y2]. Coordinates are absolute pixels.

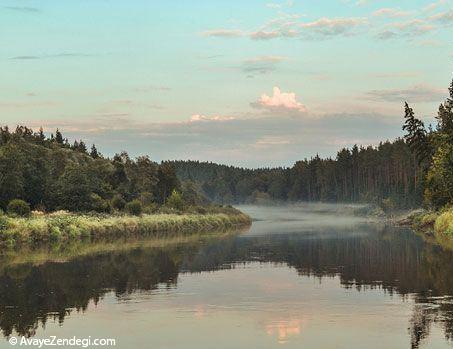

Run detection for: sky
[[1, 0, 452, 167]]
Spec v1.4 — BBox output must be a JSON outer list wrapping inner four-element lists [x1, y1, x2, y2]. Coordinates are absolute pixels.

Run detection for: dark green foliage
[[90, 193, 112, 213], [166, 190, 184, 210], [111, 194, 126, 210], [55, 129, 64, 144], [425, 143, 453, 208], [90, 144, 100, 159], [181, 181, 208, 206], [156, 162, 179, 203], [171, 139, 425, 208], [7, 199, 31, 217], [435, 80, 453, 140], [0, 215, 8, 231], [126, 199, 142, 215], [425, 79, 453, 208], [172, 79, 453, 210], [402, 102, 431, 165], [0, 127, 181, 213]]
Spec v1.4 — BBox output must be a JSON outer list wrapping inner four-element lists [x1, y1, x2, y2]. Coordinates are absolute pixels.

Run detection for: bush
[[49, 226, 62, 241], [90, 193, 111, 213], [142, 203, 158, 214], [139, 192, 155, 206], [125, 199, 142, 215], [425, 143, 453, 209], [7, 199, 31, 217], [111, 194, 126, 211], [166, 190, 184, 211], [435, 209, 453, 235], [0, 215, 8, 232]]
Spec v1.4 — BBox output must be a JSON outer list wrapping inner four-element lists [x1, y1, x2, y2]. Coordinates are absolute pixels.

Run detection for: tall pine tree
[[402, 102, 431, 165]]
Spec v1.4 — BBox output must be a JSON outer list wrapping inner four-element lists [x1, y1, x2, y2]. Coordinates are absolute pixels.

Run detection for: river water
[[1, 204, 453, 348]]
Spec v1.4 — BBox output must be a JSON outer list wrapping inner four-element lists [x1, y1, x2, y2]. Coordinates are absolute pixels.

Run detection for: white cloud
[[253, 87, 307, 113], [429, 10, 453, 24], [355, 0, 368, 7], [376, 19, 435, 39], [203, 16, 368, 41], [298, 17, 368, 37], [423, 0, 446, 12], [189, 114, 235, 122], [372, 8, 411, 18], [250, 30, 283, 40], [201, 29, 243, 38]]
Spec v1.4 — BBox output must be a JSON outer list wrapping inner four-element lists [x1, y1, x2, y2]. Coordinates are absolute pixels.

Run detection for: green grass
[[0, 210, 251, 248], [411, 211, 439, 231], [435, 208, 453, 236], [409, 208, 453, 250]]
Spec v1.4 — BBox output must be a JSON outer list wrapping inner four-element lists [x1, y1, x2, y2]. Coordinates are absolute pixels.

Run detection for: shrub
[[49, 226, 62, 241], [111, 194, 126, 211], [90, 193, 111, 213], [7, 199, 31, 217], [142, 203, 158, 214], [0, 215, 8, 232], [185, 205, 208, 214], [158, 206, 178, 214], [435, 209, 453, 235], [139, 192, 155, 206], [166, 190, 184, 211], [126, 199, 142, 216], [34, 203, 46, 213], [425, 143, 453, 209]]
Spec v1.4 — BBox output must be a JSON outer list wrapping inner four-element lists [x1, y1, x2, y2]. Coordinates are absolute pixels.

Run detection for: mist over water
[[238, 203, 372, 236], [1, 204, 453, 349]]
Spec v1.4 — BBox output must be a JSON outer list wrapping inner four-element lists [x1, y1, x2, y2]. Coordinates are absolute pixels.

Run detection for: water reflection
[[1, 210, 453, 348], [265, 319, 304, 344]]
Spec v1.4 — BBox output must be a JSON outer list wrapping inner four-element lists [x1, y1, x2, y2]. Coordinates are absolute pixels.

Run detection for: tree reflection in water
[[0, 225, 452, 348]]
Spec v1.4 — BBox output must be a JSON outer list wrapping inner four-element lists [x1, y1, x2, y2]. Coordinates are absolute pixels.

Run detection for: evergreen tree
[[55, 129, 64, 144], [78, 140, 87, 153], [435, 79, 453, 141], [402, 102, 431, 165], [156, 162, 179, 203], [37, 127, 45, 144], [90, 144, 100, 159]]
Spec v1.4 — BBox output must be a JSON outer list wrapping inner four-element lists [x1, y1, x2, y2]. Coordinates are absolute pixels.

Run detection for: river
[[1, 204, 453, 348]]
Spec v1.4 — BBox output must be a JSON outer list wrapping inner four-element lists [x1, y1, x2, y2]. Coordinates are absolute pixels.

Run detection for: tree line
[[1, 80, 451, 212], [0, 126, 185, 213], [173, 79, 453, 209]]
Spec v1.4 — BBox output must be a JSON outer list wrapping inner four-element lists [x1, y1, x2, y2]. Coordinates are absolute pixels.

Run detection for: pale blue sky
[[1, 0, 452, 166]]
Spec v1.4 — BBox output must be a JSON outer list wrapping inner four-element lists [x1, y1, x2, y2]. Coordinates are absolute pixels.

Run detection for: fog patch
[[236, 203, 376, 237]]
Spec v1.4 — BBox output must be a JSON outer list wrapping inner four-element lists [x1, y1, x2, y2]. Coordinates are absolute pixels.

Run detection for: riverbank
[[397, 207, 453, 248], [0, 207, 251, 248]]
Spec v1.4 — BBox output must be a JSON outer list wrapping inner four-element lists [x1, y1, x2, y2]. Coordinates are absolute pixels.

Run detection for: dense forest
[[0, 127, 199, 214], [0, 79, 451, 213], [173, 79, 453, 209]]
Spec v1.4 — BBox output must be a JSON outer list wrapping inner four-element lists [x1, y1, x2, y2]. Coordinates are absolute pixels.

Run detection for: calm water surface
[[1, 204, 453, 348]]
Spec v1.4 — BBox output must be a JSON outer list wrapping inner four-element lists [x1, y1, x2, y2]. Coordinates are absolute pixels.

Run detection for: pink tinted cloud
[[255, 87, 307, 113]]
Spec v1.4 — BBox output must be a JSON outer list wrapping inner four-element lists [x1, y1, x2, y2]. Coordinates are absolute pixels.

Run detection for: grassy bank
[[0, 208, 251, 248], [405, 207, 453, 248]]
